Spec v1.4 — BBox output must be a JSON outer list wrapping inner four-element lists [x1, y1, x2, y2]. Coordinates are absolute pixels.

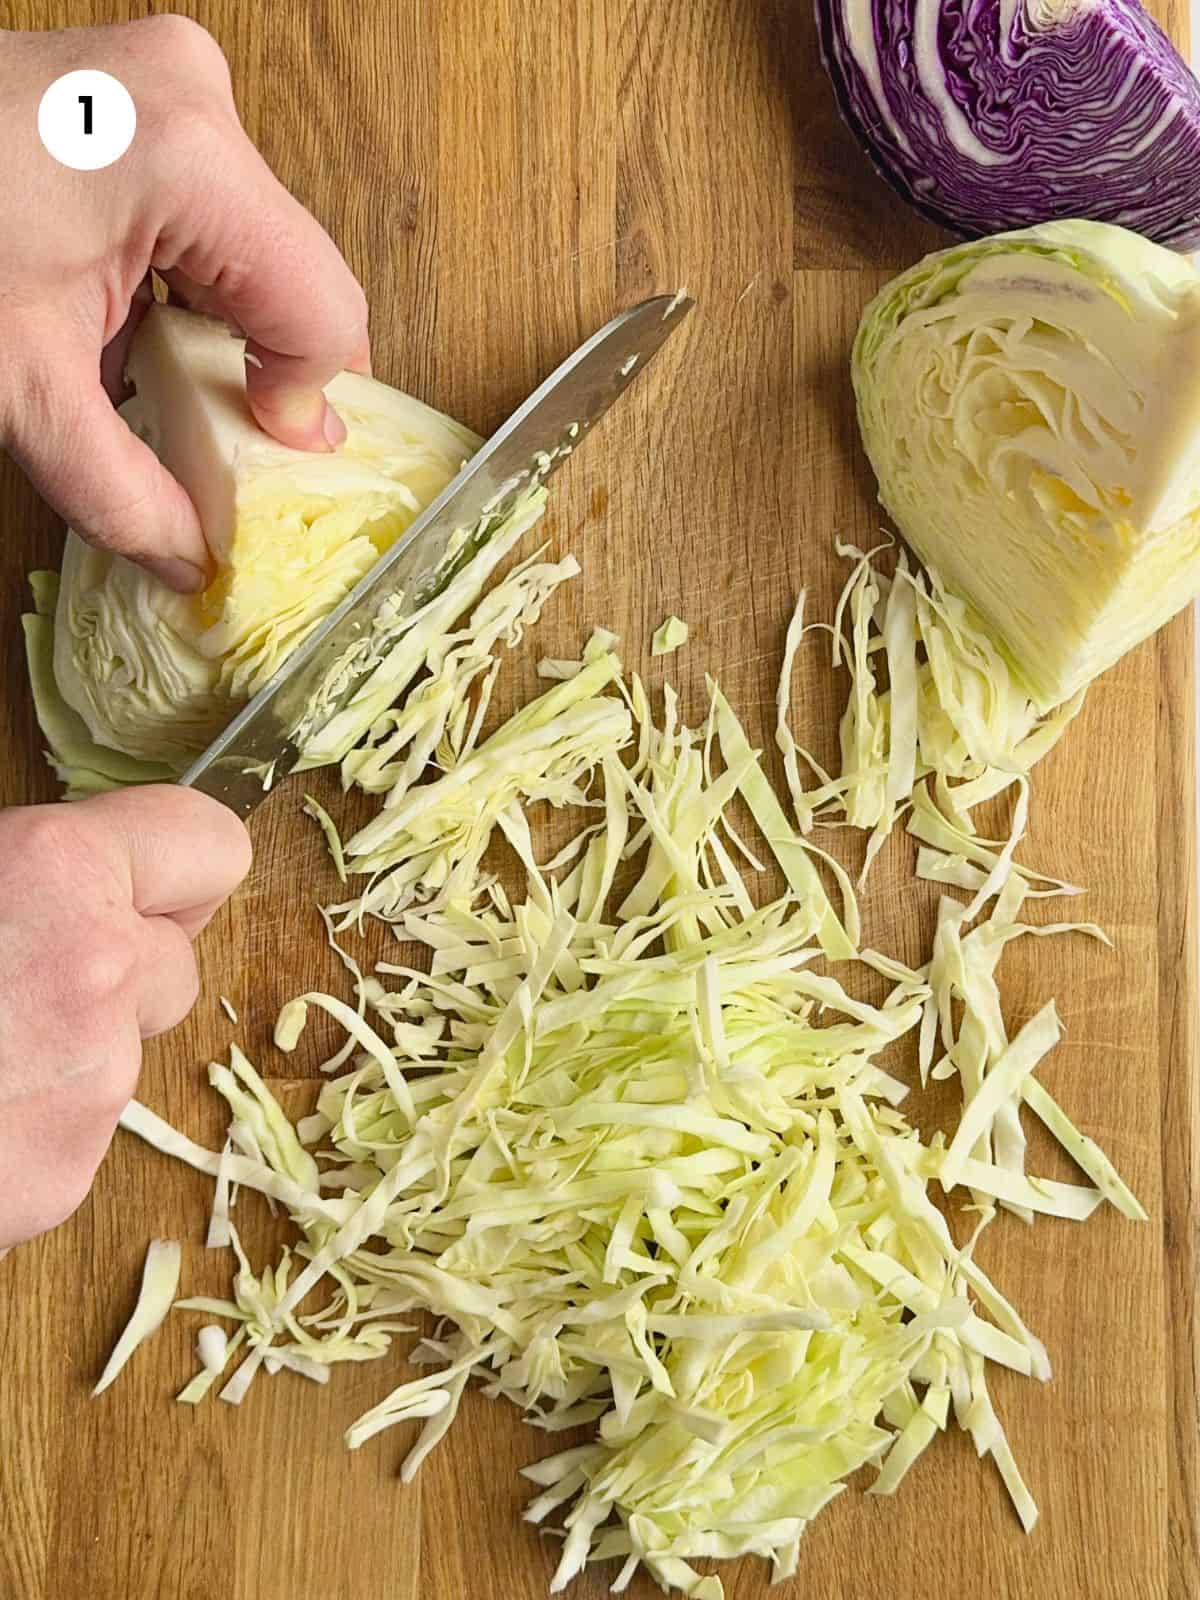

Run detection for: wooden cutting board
[[1, 2, 1196, 1597]]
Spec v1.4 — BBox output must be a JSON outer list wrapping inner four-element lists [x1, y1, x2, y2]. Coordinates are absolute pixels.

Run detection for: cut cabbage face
[[51, 306, 481, 767], [854, 220, 1200, 708]]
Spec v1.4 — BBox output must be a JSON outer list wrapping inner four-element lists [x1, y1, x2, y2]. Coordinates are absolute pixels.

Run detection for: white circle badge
[[37, 70, 136, 172]]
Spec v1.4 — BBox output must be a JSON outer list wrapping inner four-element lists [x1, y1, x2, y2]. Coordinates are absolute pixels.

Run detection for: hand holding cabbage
[[0, 16, 370, 593]]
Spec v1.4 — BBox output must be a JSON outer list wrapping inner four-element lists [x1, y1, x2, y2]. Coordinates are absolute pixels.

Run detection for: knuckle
[[140, 14, 231, 82], [72, 489, 162, 560], [93, 1048, 144, 1118], [144, 103, 231, 183], [5, 372, 121, 541], [11, 359, 72, 447], [342, 282, 371, 343], [69, 929, 139, 1012], [0, 806, 81, 890], [324, 284, 371, 362], [7, 384, 182, 557], [2, 803, 63, 854], [174, 949, 202, 1017], [142, 945, 200, 1040]]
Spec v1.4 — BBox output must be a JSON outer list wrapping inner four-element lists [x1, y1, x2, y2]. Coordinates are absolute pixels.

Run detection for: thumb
[[7, 345, 209, 592], [74, 784, 252, 939]]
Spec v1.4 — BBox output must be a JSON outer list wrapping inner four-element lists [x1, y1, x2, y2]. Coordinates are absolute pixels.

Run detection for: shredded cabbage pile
[[104, 534, 1143, 1599]]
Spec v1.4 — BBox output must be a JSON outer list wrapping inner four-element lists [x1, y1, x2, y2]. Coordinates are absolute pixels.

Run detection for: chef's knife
[[178, 292, 693, 818]]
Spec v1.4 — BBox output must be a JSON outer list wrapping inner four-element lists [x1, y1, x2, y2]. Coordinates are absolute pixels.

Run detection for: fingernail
[[323, 404, 348, 449], [145, 557, 208, 593]]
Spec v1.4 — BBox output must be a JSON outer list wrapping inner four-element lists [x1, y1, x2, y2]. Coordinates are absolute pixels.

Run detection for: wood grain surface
[[0, 3, 1195, 1599]]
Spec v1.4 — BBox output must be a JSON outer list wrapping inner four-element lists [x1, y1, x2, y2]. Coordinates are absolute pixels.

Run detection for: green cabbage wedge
[[853, 219, 1200, 709], [33, 306, 482, 784]]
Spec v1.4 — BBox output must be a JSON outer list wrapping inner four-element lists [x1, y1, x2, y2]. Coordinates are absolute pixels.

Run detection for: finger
[[157, 143, 370, 452], [162, 263, 369, 385], [7, 344, 208, 592], [100, 277, 155, 406], [155, 266, 241, 330], [135, 915, 201, 1039], [75, 786, 252, 936]]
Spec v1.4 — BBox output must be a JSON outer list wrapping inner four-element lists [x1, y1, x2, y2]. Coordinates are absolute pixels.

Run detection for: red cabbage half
[[815, 0, 1200, 250]]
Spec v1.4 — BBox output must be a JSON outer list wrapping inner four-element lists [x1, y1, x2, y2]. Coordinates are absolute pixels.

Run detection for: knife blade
[[177, 292, 693, 817]]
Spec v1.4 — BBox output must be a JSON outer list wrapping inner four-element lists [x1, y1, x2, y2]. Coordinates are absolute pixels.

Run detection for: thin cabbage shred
[[292, 491, 559, 772], [325, 653, 632, 930], [92, 1238, 182, 1397], [117, 604, 1145, 1600]]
